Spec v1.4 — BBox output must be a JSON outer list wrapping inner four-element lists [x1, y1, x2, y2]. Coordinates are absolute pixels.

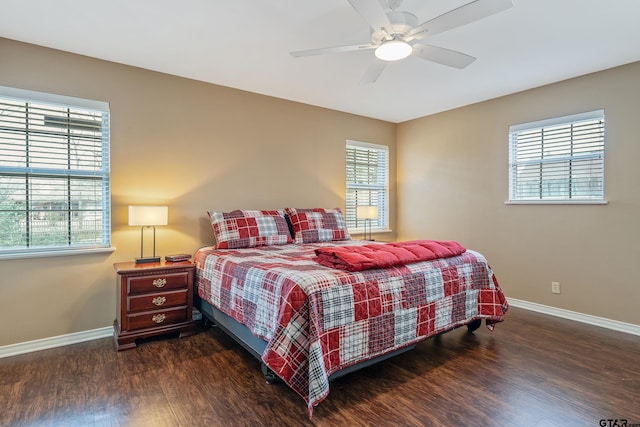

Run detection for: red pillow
[[284, 208, 351, 244], [208, 209, 293, 249]]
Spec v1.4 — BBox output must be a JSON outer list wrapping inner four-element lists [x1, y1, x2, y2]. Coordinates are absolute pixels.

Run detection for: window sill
[[350, 229, 393, 234], [0, 246, 116, 261], [505, 200, 608, 205]]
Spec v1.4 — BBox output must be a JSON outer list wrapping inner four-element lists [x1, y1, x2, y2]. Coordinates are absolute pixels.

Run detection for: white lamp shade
[[128, 206, 168, 226], [375, 40, 412, 61], [356, 205, 379, 220]]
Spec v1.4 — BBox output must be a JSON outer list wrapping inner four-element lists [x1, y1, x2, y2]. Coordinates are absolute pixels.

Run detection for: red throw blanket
[[315, 240, 466, 271]]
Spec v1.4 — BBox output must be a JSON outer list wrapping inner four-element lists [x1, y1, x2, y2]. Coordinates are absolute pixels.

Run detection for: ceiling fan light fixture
[[375, 39, 412, 61]]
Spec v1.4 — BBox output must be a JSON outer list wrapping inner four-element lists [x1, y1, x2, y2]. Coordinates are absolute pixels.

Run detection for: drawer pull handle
[[152, 278, 167, 288], [152, 314, 166, 324], [152, 296, 166, 306]]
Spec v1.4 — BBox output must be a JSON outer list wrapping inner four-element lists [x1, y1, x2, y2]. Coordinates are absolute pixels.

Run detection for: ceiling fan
[[290, 0, 513, 83]]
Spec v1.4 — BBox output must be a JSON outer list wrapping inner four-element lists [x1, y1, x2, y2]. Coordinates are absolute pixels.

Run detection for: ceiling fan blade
[[360, 60, 387, 84], [347, 0, 394, 35], [408, 0, 513, 38], [290, 43, 376, 58], [413, 44, 476, 69]]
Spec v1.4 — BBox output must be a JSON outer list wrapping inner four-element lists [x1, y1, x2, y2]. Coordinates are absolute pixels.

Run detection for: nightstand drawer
[[128, 289, 188, 313], [127, 271, 190, 294], [127, 306, 188, 330]]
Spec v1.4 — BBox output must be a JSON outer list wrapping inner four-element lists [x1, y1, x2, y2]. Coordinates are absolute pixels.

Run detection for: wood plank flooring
[[1, 307, 639, 426]]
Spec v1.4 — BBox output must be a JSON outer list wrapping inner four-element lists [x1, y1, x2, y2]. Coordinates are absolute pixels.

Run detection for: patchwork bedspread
[[195, 241, 508, 416]]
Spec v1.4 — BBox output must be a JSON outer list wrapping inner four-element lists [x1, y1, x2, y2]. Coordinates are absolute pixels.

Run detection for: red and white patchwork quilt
[[195, 241, 508, 416]]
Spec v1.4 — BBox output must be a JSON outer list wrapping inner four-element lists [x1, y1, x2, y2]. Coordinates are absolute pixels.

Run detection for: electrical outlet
[[551, 281, 561, 294]]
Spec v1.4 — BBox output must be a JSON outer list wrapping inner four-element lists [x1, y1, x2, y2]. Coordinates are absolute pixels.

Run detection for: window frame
[[507, 110, 607, 205], [0, 86, 113, 259], [345, 140, 390, 234]]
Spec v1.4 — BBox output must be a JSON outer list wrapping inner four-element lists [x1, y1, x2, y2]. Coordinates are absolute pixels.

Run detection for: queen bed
[[194, 208, 508, 416]]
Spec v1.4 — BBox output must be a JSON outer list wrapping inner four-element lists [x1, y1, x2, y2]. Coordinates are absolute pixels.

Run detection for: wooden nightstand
[[113, 261, 196, 351]]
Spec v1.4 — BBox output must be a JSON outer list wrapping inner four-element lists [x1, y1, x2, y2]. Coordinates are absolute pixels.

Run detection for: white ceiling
[[2, 0, 640, 123]]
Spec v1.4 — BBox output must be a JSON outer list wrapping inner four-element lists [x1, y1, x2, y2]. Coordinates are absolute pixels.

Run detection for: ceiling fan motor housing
[[371, 10, 418, 44]]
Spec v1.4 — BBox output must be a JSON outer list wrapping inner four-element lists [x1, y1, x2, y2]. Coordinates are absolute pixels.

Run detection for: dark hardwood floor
[[1, 307, 639, 427]]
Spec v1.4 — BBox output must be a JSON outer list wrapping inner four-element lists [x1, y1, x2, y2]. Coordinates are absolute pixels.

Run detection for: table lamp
[[356, 205, 378, 241], [128, 205, 168, 264]]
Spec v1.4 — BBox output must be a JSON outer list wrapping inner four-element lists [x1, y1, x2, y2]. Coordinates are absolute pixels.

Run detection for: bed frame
[[197, 298, 482, 383]]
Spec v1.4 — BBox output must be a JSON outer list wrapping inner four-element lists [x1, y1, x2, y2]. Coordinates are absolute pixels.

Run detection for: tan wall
[[0, 38, 397, 346], [2, 34, 637, 347], [397, 61, 640, 325]]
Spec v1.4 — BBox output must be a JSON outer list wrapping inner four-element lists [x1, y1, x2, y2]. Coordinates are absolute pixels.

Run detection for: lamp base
[[135, 256, 161, 264]]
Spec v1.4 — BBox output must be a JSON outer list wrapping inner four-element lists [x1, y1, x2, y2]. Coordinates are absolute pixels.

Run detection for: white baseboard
[[2, 299, 639, 358], [508, 298, 640, 336], [0, 326, 113, 359]]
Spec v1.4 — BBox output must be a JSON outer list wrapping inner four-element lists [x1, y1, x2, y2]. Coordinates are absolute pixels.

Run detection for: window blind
[[0, 87, 111, 255], [509, 110, 605, 202], [346, 140, 389, 231]]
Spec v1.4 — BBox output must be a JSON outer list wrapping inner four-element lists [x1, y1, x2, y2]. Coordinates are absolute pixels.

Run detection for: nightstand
[[113, 261, 196, 351]]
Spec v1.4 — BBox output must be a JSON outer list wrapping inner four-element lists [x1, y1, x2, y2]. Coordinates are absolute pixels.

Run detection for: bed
[[194, 208, 508, 416]]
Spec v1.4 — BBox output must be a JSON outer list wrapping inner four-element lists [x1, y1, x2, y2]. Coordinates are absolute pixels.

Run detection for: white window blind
[[508, 110, 605, 203], [0, 86, 111, 256], [346, 140, 389, 232]]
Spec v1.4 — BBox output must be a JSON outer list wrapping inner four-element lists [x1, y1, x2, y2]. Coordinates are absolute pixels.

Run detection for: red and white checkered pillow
[[284, 207, 351, 244], [208, 209, 293, 249]]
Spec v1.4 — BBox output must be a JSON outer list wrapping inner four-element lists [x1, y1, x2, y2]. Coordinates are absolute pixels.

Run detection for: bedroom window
[[0, 86, 111, 258], [346, 140, 389, 233], [508, 110, 606, 204]]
